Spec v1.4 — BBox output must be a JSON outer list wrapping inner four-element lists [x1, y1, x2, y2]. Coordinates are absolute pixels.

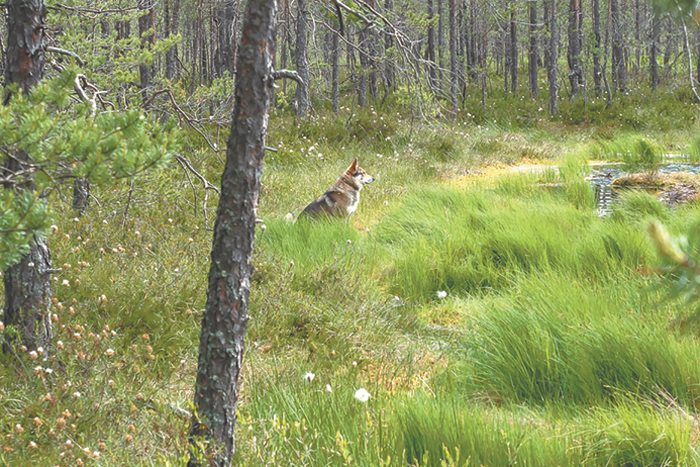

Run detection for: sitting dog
[[299, 158, 375, 220]]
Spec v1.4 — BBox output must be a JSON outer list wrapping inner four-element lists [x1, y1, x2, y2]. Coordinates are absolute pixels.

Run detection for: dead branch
[[175, 155, 219, 231], [46, 46, 86, 66], [144, 89, 223, 154]]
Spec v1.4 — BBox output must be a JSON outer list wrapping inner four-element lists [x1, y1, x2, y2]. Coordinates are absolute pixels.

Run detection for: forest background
[[4, 0, 700, 465]]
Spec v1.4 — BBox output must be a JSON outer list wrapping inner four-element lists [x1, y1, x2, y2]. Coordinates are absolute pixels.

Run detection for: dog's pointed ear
[[349, 158, 357, 171]]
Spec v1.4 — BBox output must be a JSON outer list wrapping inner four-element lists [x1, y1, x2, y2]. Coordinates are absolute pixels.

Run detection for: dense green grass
[[4, 94, 700, 465]]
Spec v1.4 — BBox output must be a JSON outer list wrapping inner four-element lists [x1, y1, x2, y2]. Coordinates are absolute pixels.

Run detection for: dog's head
[[346, 158, 375, 186]]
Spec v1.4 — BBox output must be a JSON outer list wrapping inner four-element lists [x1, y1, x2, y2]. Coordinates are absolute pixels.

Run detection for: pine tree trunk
[[593, 0, 602, 96], [165, 0, 180, 80], [187, 0, 276, 463], [138, 0, 155, 101], [438, 0, 444, 88], [611, 0, 626, 91], [696, 28, 700, 86], [294, 0, 310, 116], [3, 0, 53, 355], [528, 0, 539, 98], [449, 0, 458, 114], [367, 0, 378, 105], [634, 0, 640, 76], [384, 0, 395, 91], [547, 0, 558, 115], [568, 0, 581, 98], [357, 29, 368, 107], [427, 0, 437, 88], [509, 4, 517, 94], [651, 14, 660, 91], [544, 0, 550, 71], [281, 0, 288, 94], [332, 18, 340, 114], [215, 0, 237, 78]]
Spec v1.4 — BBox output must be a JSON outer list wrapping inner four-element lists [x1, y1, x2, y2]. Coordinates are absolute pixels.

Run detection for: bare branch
[[46, 46, 86, 66]]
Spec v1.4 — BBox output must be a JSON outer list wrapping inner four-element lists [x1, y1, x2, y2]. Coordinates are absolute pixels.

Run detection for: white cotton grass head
[[436, 290, 447, 299], [354, 388, 370, 402], [304, 372, 315, 383]]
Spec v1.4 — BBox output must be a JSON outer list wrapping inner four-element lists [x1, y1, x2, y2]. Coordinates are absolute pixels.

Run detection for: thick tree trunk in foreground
[[3, 0, 53, 355], [187, 0, 276, 463]]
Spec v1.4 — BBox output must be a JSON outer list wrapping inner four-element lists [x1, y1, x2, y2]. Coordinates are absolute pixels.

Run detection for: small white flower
[[73, 392, 81, 398], [354, 388, 371, 402], [437, 291, 447, 299], [304, 372, 315, 382], [326, 384, 332, 393], [105, 348, 115, 357]]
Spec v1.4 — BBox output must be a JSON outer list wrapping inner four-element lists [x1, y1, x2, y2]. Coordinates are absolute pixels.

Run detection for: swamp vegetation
[[2, 85, 700, 465]]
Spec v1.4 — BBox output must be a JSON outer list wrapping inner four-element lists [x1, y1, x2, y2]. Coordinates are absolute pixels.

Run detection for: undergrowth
[[3, 90, 700, 465]]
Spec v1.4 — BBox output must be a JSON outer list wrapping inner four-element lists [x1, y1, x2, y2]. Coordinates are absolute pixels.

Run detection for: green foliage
[[5, 102, 700, 466], [466, 274, 700, 404], [374, 180, 650, 301], [0, 191, 51, 271], [649, 219, 700, 323], [0, 69, 179, 269]]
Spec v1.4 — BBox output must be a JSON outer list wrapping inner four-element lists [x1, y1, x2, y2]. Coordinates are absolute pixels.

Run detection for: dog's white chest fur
[[346, 191, 360, 215]]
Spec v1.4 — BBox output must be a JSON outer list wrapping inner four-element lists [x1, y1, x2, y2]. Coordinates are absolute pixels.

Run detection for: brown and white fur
[[299, 158, 375, 220]]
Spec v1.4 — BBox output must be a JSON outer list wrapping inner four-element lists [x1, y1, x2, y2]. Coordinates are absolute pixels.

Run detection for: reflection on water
[[587, 164, 700, 217]]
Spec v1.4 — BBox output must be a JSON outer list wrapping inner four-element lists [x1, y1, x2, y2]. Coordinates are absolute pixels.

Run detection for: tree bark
[[603, 0, 613, 107], [611, 0, 626, 91], [634, 0, 640, 76], [165, 0, 180, 80], [187, 0, 276, 464], [3, 0, 53, 355], [438, 0, 444, 88], [509, 3, 517, 94], [357, 29, 368, 107], [427, 0, 437, 89], [593, 0, 602, 96], [528, 0, 539, 98], [215, 0, 238, 78], [384, 0, 395, 90], [332, 18, 340, 114], [294, 0, 310, 116], [449, 0, 458, 114], [568, 0, 581, 98], [138, 0, 155, 102], [651, 14, 660, 91], [546, 0, 558, 115], [367, 0, 378, 105]]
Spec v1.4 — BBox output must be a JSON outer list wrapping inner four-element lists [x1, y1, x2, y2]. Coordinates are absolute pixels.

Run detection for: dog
[[297, 158, 375, 220]]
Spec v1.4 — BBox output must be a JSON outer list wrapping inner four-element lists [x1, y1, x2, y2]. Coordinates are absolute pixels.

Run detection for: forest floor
[[3, 104, 700, 466]]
